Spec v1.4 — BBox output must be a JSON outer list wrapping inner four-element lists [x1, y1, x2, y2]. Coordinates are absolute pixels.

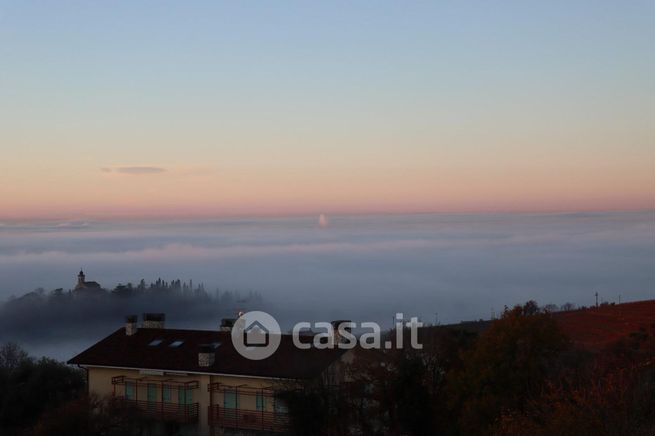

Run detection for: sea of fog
[[1, 212, 655, 360]]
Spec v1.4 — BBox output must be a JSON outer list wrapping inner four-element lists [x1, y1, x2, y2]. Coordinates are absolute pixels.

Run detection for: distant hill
[[555, 299, 655, 350], [428, 299, 655, 352]]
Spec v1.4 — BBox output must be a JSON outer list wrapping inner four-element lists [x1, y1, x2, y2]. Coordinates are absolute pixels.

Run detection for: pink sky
[[2, 159, 654, 219], [2, 2, 654, 219]]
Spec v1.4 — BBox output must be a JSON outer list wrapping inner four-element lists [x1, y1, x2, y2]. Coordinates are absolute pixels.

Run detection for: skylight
[[148, 339, 163, 347], [169, 340, 184, 348]]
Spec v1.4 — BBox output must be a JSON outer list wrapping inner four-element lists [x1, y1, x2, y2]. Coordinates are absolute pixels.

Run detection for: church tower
[[77, 269, 85, 288]]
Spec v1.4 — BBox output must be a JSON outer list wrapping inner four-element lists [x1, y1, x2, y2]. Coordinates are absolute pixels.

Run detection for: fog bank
[[1, 212, 654, 359]]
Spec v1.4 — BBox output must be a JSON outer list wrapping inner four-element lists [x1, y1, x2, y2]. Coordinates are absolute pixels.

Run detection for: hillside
[[555, 299, 655, 350]]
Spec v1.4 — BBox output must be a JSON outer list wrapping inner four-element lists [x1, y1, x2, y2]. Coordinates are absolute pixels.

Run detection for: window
[[147, 383, 157, 410], [274, 398, 288, 414], [224, 389, 238, 408], [148, 339, 163, 346], [256, 392, 265, 411], [162, 384, 171, 403], [224, 388, 238, 419], [178, 387, 193, 405], [169, 340, 184, 348], [185, 388, 193, 404], [125, 382, 135, 400], [147, 383, 157, 402]]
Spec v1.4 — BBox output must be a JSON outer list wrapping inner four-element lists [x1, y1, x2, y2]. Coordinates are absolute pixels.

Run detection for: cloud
[[0, 239, 436, 265], [102, 166, 166, 175], [54, 221, 90, 229]]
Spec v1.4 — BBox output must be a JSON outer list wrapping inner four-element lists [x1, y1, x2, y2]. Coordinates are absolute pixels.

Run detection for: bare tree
[[0, 342, 30, 371]]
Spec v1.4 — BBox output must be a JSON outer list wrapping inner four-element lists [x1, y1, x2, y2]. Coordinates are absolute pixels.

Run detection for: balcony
[[208, 382, 289, 433], [117, 398, 199, 423], [111, 376, 200, 423], [208, 405, 288, 432]]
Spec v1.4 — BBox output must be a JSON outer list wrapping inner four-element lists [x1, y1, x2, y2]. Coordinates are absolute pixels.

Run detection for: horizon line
[[2, 206, 655, 223]]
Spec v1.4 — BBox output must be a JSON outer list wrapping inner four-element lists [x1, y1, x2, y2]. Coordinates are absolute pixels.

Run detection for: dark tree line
[[0, 343, 170, 436], [0, 343, 85, 435], [281, 301, 655, 435], [0, 283, 263, 347]]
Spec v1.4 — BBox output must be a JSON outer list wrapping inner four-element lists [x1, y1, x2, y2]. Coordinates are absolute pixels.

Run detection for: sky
[[1, 1, 654, 218]]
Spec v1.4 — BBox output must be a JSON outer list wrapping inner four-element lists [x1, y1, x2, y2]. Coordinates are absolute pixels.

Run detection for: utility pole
[[595, 292, 599, 308], [434, 312, 439, 325]]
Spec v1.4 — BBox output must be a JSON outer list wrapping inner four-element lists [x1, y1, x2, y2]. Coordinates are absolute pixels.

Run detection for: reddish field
[[555, 300, 655, 350]]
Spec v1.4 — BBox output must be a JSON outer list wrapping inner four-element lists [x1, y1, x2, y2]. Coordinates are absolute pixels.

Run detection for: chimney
[[142, 313, 166, 329], [331, 320, 352, 344], [220, 318, 236, 332], [198, 344, 215, 367], [125, 315, 138, 336]]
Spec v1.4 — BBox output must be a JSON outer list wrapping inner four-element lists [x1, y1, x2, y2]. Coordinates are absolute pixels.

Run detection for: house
[[68, 314, 351, 436]]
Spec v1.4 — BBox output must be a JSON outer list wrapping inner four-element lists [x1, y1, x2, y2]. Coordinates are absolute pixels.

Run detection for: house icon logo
[[244, 320, 269, 347], [231, 311, 281, 360]]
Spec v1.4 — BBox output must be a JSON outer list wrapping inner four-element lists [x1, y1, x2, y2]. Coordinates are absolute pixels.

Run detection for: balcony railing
[[116, 397, 199, 423], [208, 405, 288, 433]]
